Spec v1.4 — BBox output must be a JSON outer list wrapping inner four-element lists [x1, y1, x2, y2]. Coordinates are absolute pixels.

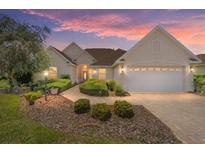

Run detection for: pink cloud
[[24, 9, 151, 40], [53, 15, 151, 40], [23, 10, 57, 20]]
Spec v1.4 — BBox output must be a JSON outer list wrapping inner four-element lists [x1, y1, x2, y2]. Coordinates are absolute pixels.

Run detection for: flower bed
[[25, 96, 181, 144]]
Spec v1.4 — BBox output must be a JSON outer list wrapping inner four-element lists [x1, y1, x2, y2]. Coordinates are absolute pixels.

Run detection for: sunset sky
[[1, 9, 205, 54]]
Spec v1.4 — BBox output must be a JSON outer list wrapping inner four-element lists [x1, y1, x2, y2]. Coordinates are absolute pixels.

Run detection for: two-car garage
[[125, 66, 185, 92]]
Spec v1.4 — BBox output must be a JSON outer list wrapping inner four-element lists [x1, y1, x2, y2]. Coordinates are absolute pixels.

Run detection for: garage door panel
[[125, 66, 184, 92]]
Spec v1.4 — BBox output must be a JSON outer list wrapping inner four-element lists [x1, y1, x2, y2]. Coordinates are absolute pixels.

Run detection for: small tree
[[0, 16, 50, 88]]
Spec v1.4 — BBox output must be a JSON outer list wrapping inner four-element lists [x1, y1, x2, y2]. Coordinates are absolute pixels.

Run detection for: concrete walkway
[[61, 85, 205, 144]]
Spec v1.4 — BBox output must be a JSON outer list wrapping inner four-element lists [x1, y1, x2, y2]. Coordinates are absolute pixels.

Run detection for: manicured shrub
[[115, 83, 125, 96], [30, 79, 71, 92], [30, 80, 45, 92], [79, 79, 108, 96], [24, 91, 42, 105], [106, 80, 117, 91], [91, 103, 111, 121], [60, 74, 70, 79], [47, 79, 72, 92], [193, 75, 205, 92], [114, 100, 134, 118], [74, 99, 91, 114]]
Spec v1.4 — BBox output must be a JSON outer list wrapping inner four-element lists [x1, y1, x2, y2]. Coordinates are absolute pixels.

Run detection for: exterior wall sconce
[[190, 66, 195, 73], [120, 65, 124, 74], [83, 65, 87, 69]]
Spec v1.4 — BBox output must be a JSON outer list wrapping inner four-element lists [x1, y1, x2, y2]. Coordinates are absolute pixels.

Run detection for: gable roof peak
[[62, 41, 83, 52], [113, 25, 201, 65], [154, 25, 164, 30]]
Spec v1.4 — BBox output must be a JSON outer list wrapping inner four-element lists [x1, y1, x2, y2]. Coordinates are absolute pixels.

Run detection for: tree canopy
[[0, 16, 51, 87]]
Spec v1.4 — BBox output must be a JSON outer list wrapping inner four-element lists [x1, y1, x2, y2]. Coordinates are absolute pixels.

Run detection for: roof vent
[[120, 59, 125, 61]]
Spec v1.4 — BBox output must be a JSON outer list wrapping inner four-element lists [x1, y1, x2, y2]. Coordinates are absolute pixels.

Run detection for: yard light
[[43, 70, 49, 101]]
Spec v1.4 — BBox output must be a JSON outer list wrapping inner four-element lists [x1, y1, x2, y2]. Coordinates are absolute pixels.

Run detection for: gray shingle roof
[[85, 48, 126, 66]]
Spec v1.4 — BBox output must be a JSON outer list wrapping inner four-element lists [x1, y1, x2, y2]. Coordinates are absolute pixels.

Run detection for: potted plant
[[49, 86, 59, 95]]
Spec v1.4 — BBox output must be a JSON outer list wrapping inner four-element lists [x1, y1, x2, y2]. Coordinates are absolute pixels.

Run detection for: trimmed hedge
[[60, 74, 70, 79], [114, 100, 134, 118], [74, 99, 91, 114], [30, 80, 45, 92], [115, 83, 125, 96], [30, 79, 71, 92], [47, 79, 72, 92], [91, 103, 111, 121], [193, 75, 205, 92], [79, 79, 108, 96], [106, 80, 117, 91], [24, 91, 42, 105]]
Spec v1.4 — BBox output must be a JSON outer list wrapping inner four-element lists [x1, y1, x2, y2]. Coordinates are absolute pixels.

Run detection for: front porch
[[76, 64, 108, 83]]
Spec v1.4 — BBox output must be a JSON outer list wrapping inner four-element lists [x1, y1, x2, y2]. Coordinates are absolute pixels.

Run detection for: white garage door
[[125, 66, 185, 92]]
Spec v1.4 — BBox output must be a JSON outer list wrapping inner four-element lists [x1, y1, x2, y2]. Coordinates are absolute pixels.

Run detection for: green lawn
[[0, 94, 138, 144]]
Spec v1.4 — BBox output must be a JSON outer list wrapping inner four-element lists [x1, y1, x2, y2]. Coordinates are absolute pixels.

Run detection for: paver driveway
[[62, 85, 205, 143]]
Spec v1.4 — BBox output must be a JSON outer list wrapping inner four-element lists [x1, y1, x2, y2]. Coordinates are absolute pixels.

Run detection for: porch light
[[190, 67, 195, 72], [44, 70, 49, 77], [120, 65, 124, 74], [83, 65, 87, 69]]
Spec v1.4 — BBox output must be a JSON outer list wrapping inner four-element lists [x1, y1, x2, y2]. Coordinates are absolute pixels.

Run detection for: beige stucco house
[[34, 25, 201, 92]]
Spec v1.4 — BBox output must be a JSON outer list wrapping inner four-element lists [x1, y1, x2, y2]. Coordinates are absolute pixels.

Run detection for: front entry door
[[83, 71, 88, 81]]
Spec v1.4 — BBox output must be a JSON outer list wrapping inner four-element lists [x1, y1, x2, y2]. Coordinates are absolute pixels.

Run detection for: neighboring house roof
[[85, 48, 126, 66], [62, 42, 97, 65], [48, 46, 76, 65], [114, 25, 201, 65], [197, 54, 205, 65]]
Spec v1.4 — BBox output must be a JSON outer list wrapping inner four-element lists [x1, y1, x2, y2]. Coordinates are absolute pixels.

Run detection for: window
[[162, 67, 168, 71], [169, 68, 175, 71], [134, 68, 140, 71], [141, 67, 147, 71], [148, 67, 154, 71], [48, 67, 57, 79], [155, 67, 160, 71], [99, 69, 106, 80], [176, 67, 183, 71], [89, 69, 93, 78]]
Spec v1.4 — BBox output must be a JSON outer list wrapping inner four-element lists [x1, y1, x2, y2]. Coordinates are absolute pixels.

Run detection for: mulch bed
[[20, 95, 181, 144]]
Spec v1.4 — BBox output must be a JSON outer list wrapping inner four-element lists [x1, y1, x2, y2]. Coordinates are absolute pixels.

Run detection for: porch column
[[76, 66, 79, 83]]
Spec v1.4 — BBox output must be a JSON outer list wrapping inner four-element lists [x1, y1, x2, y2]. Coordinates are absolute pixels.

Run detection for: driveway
[[61, 85, 205, 143]]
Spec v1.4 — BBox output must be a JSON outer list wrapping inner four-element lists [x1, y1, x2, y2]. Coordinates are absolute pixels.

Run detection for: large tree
[[0, 16, 50, 88]]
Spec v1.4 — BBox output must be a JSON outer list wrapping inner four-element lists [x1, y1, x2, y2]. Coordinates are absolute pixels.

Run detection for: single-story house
[[34, 25, 201, 92], [192, 54, 205, 75]]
